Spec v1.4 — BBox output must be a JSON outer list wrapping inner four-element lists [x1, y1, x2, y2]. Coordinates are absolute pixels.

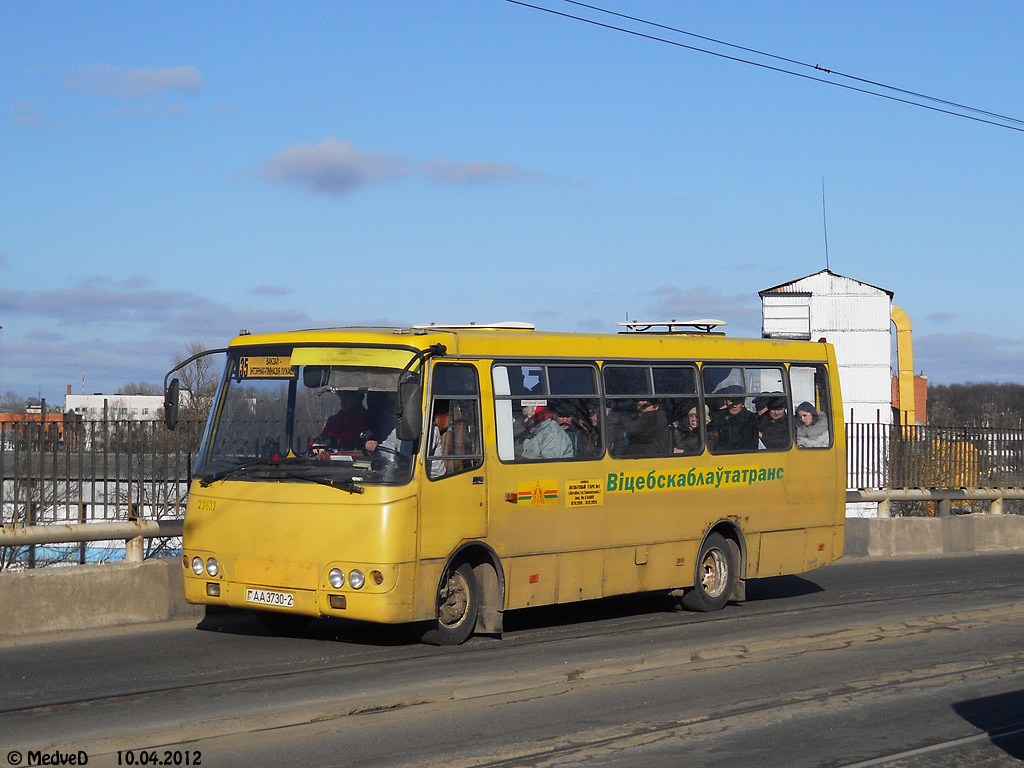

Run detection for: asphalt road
[[3, 553, 1024, 767]]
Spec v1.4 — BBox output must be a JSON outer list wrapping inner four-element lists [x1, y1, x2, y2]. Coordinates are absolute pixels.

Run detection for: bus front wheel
[[681, 533, 735, 612], [419, 562, 479, 646]]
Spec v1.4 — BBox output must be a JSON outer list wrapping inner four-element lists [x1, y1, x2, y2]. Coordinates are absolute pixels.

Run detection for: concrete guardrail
[[2, 514, 1024, 640]]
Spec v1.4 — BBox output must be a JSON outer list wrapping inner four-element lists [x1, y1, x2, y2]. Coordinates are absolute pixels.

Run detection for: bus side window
[[604, 364, 697, 459], [746, 367, 789, 452], [653, 366, 699, 456], [703, 366, 758, 454], [493, 363, 599, 462], [428, 364, 483, 479], [791, 365, 832, 449]]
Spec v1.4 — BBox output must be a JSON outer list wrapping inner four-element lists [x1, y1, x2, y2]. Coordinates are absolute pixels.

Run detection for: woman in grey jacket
[[795, 402, 830, 448]]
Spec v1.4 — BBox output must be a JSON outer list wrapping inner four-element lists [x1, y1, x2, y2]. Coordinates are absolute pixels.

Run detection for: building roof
[[759, 269, 894, 299]]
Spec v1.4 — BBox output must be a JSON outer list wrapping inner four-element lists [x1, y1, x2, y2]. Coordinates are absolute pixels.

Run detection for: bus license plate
[[245, 588, 295, 608]]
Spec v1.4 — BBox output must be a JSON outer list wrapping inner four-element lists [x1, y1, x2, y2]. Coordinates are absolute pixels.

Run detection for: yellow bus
[[165, 321, 845, 644]]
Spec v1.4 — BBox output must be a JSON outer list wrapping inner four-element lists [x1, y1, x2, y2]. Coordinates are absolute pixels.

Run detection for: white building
[[65, 391, 164, 421], [759, 269, 894, 426], [760, 270, 897, 518]]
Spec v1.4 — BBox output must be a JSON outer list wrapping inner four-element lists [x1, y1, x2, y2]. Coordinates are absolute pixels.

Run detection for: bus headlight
[[206, 557, 220, 577], [349, 569, 366, 590], [329, 569, 345, 589], [191, 556, 204, 576]]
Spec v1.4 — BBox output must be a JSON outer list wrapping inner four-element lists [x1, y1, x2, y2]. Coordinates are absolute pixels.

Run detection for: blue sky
[[2, 1, 1023, 402]]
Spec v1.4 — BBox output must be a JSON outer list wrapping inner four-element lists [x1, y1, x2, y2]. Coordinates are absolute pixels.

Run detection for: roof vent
[[617, 319, 726, 334]]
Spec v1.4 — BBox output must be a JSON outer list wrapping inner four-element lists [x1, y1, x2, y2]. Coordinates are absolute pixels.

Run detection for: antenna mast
[[821, 177, 831, 271]]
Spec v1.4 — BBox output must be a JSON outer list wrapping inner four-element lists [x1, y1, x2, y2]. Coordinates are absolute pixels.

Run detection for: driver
[[319, 391, 370, 450]]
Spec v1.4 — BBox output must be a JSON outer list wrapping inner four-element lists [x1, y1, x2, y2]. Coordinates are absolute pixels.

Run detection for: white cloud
[[258, 137, 410, 196], [256, 137, 547, 197], [251, 285, 294, 297], [644, 286, 763, 335], [7, 100, 49, 129], [421, 158, 543, 184], [0, 279, 317, 398], [63, 65, 203, 99], [915, 332, 1024, 384]]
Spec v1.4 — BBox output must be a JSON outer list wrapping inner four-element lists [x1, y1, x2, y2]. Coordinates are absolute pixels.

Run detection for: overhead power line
[[503, 0, 1024, 133]]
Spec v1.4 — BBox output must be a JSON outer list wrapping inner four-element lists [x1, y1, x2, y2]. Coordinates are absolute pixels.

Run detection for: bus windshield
[[195, 345, 419, 487]]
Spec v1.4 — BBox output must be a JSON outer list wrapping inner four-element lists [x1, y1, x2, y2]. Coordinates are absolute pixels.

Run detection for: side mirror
[[395, 380, 423, 442], [164, 378, 180, 431]]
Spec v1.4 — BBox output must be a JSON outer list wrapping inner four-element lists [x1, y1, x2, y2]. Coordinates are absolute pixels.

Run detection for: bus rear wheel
[[681, 533, 735, 612], [419, 562, 479, 646]]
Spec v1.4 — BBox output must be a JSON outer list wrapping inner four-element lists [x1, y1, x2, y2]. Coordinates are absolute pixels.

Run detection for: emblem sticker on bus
[[517, 480, 559, 507], [237, 355, 295, 379]]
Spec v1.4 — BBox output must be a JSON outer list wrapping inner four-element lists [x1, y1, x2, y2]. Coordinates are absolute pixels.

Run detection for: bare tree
[[929, 383, 1024, 428], [0, 391, 28, 413], [172, 340, 222, 423], [117, 381, 161, 396]]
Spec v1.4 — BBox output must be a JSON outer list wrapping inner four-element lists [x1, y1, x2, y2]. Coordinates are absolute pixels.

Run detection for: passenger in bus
[[622, 398, 670, 456], [753, 395, 770, 420], [556, 407, 600, 459], [319, 391, 371, 450], [577, 406, 603, 458], [364, 420, 446, 478], [520, 404, 573, 460], [795, 402, 830, 448], [604, 406, 627, 455], [674, 405, 706, 454], [758, 396, 791, 450], [713, 395, 759, 451]]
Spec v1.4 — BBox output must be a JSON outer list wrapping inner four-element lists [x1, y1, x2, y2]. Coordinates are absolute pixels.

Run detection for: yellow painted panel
[[185, 489, 419, 567], [744, 532, 762, 579], [603, 546, 644, 597], [757, 530, 807, 577], [236, 557, 318, 590], [640, 541, 697, 592], [290, 347, 414, 368], [557, 550, 605, 602], [507, 554, 557, 608]]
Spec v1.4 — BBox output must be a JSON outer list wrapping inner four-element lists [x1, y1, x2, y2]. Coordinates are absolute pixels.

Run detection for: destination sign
[[238, 355, 295, 379]]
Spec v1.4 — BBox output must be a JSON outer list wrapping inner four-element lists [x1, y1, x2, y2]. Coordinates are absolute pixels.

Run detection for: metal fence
[[2, 416, 1023, 568], [0, 416, 203, 568], [846, 421, 1024, 490]]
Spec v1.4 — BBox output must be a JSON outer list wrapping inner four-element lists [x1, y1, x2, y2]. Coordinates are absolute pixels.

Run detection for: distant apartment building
[[64, 386, 164, 422]]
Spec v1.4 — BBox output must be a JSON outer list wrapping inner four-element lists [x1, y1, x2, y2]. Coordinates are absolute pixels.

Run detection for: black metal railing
[[3, 416, 1022, 567], [0, 417, 203, 568], [846, 421, 1024, 491]]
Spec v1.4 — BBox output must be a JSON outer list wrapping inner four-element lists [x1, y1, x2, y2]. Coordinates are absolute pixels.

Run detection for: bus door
[[417, 362, 487, 559]]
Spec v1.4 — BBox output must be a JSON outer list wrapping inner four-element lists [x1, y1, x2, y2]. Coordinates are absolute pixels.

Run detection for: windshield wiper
[[198, 460, 281, 487], [199, 462, 365, 494], [276, 471, 365, 495]]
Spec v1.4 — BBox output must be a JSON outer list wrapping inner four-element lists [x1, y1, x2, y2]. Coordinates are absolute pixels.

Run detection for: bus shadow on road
[[195, 606, 421, 646], [742, 574, 825, 602], [192, 576, 826, 646], [953, 689, 1024, 760], [502, 592, 682, 634]]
